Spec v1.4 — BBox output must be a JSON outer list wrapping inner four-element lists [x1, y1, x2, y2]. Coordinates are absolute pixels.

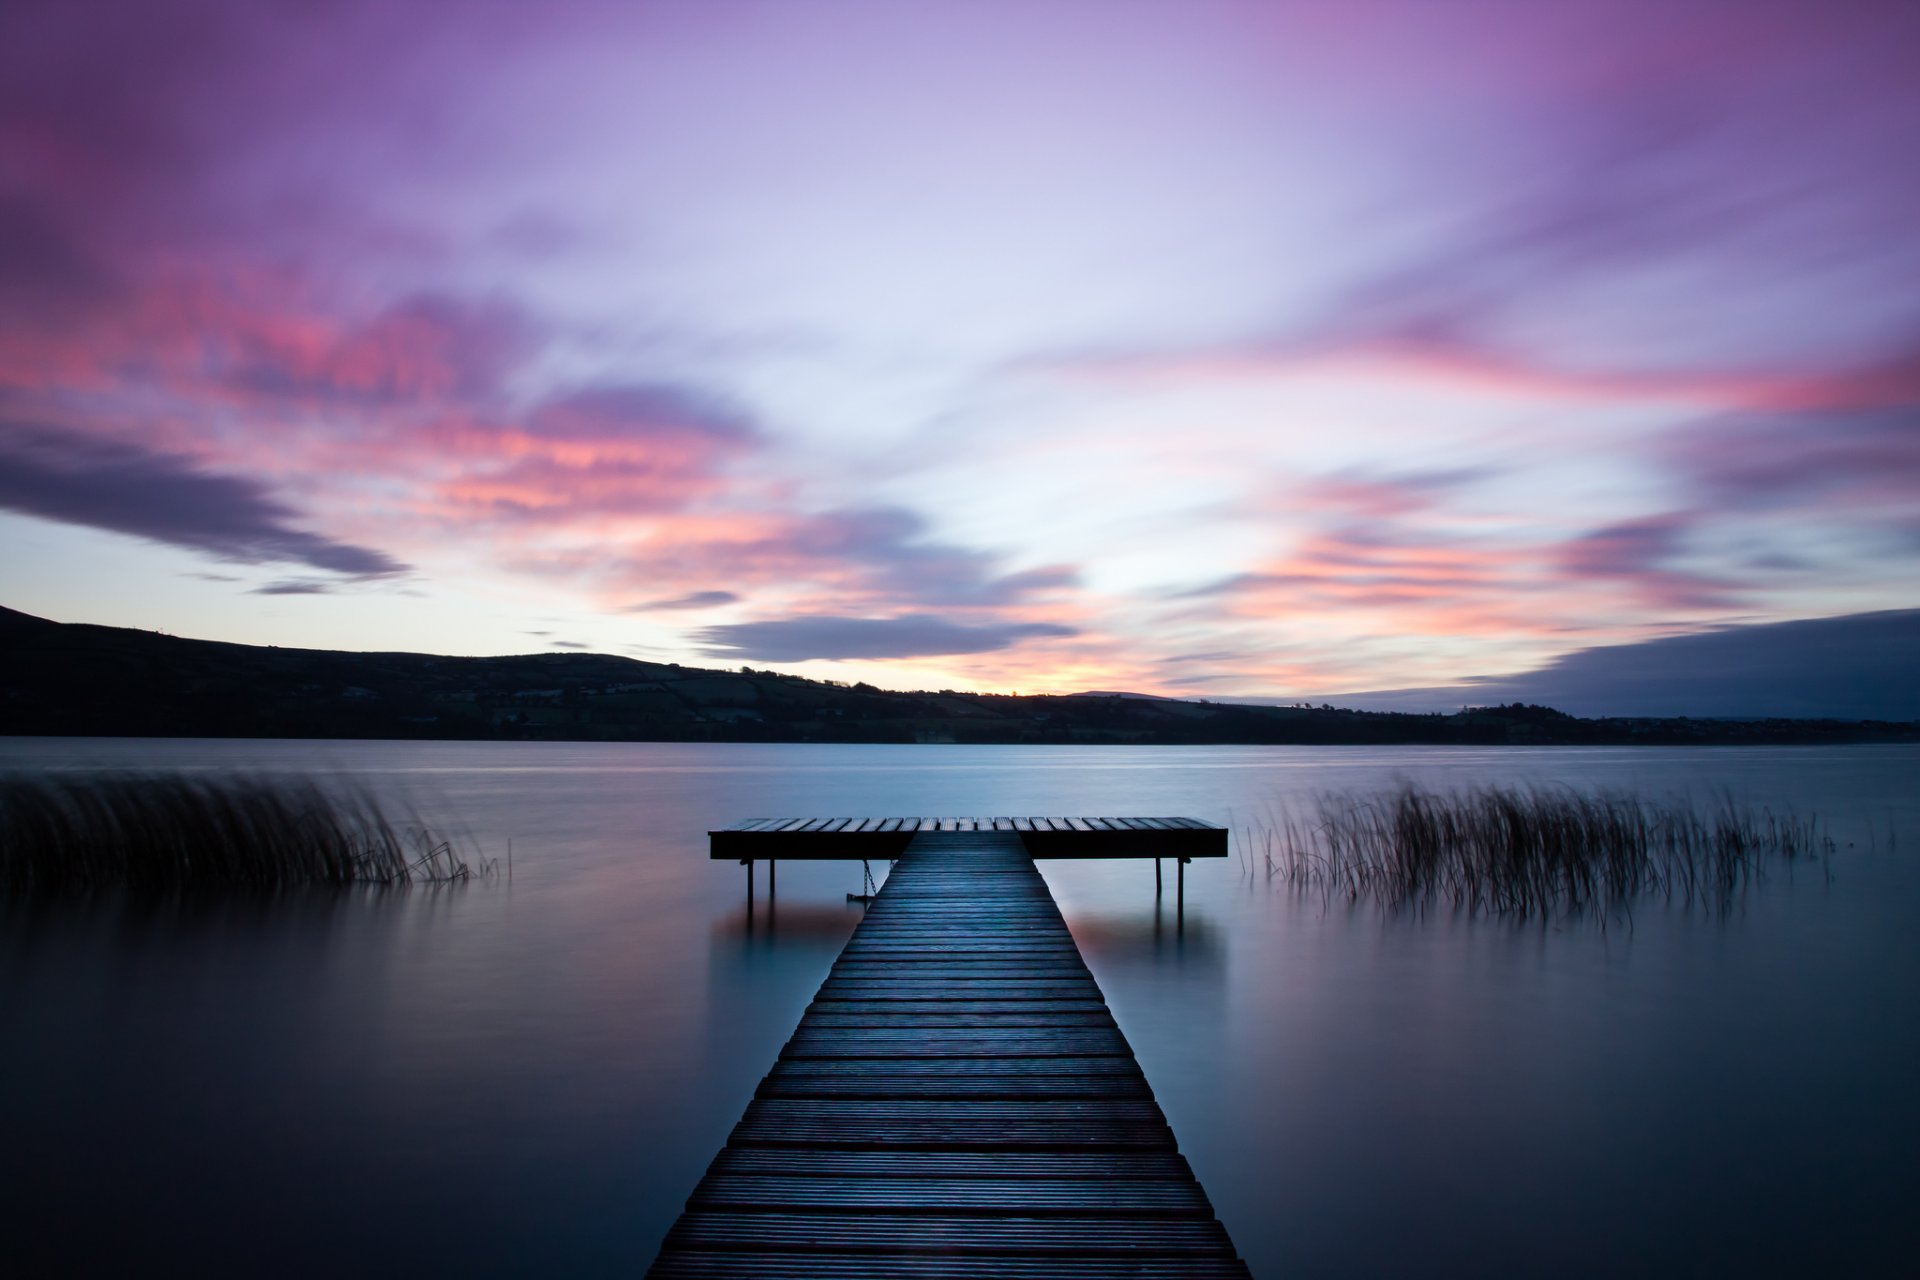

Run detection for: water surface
[[2, 740, 1914, 1276]]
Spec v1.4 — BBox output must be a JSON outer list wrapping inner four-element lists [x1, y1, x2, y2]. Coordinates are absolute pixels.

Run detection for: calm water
[[2, 740, 1915, 1277]]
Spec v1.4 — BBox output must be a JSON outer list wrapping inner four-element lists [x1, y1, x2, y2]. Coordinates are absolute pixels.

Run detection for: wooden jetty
[[711, 815, 1228, 907], [648, 820, 1248, 1278]]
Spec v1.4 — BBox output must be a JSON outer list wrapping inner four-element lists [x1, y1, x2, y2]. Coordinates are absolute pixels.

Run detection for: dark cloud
[[763, 507, 1078, 608], [1321, 610, 1920, 720], [699, 614, 1077, 662], [550, 640, 588, 649], [1554, 513, 1742, 610], [250, 581, 331, 596], [0, 421, 406, 577], [1670, 405, 1920, 509], [628, 590, 740, 611]]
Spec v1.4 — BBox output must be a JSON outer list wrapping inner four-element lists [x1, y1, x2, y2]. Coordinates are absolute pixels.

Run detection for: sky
[[2, 0, 1917, 712]]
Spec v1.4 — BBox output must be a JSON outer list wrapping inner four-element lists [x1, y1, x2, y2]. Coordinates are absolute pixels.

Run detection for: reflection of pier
[[649, 823, 1247, 1278]]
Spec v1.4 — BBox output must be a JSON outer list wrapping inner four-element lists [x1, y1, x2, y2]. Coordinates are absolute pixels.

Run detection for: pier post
[[1155, 857, 1162, 894]]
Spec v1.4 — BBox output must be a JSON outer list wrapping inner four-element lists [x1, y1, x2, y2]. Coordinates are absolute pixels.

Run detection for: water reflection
[[710, 899, 867, 947], [1, 739, 1915, 1278], [1067, 905, 1225, 968]]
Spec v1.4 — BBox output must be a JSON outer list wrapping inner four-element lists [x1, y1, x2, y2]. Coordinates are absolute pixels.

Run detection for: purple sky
[[3, 0, 1916, 711]]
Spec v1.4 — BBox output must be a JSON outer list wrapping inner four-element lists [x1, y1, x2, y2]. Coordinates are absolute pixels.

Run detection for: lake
[[2, 739, 1915, 1276]]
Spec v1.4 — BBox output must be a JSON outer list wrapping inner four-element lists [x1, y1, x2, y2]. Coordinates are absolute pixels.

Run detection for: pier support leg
[[1155, 858, 1162, 895], [769, 858, 777, 898], [742, 858, 754, 912], [1177, 856, 1188, 918]]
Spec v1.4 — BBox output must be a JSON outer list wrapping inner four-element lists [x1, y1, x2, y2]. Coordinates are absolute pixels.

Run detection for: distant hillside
[[1, 606, 1914, 746]]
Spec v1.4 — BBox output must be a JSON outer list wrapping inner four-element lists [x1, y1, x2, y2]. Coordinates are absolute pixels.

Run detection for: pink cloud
[[1035, 331, 1920, 419]]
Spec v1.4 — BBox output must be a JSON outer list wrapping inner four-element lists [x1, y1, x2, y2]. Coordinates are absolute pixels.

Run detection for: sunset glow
[[4, 0, 1915, 705]]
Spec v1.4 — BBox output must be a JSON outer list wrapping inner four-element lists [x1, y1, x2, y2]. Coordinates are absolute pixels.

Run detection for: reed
[[1249, 783, 1831, 919], [0, 772, 480, 893]]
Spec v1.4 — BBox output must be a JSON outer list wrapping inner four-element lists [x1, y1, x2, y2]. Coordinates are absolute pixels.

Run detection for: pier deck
[[648, 828, 1249, 1278], [709, 815, 1227, 862]]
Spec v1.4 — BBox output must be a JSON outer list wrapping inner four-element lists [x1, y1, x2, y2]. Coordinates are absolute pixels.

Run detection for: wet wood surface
[[648, 829, 1250, 1278], [709, 817, 1228, 861]]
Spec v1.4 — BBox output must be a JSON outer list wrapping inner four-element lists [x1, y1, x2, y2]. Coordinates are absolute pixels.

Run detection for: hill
[[1, 606, 1913, 746]]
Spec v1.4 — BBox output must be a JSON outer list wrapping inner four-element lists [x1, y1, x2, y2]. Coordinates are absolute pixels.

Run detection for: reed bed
[[0, 772, 482, 893], [1244, 784, 1831, 919]]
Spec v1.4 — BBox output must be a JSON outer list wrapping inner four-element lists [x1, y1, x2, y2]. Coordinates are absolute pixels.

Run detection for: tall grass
[[0, 772, 482, 893], [1244, 784, 1832, 919]]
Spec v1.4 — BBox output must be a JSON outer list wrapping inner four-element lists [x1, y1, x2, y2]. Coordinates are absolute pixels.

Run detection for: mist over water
[[2, 740, 1915, 1276]]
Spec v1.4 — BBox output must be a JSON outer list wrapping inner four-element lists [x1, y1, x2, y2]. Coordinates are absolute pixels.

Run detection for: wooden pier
[[648, 822, 1248, 1278], [712, 815, 1228, 910]]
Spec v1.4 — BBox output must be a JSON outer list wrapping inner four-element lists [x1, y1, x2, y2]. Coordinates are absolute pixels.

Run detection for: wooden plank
[[799, 1012, 1113, 1029], [706, 1149, 1193, 1179], [779, 1035, 1134, 1060], [755, 1075, 1155, 1101], [806, 1000, 1110, 1016], [662, 1212, 1235, 1255], [649, 1254, 1252, 1278], [814, 986, 1108, 1001], [763, 1057, 1144, 1079], [742, 1100, 1168, 1124], [689, 1175, 1215, 1215]]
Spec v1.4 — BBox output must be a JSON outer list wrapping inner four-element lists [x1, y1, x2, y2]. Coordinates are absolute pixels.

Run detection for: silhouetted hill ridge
[[1, 608, 1912, 746]]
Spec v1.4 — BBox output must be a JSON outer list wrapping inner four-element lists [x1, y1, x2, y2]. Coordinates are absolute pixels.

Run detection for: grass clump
[[1245, 783, 1831, 919], [0, 772, 481, 893]]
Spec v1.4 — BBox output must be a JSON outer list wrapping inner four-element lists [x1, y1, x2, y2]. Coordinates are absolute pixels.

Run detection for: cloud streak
[[0, 422, 405, 577], [700, 615, 1078, 663], [628, 591, 739, 611], [250, 581, 333, 596]]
